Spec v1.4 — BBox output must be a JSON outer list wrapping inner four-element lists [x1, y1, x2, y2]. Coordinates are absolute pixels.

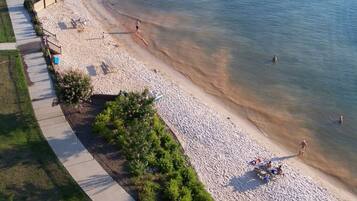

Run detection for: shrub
[[144, 152, 157, 167], [165, 179, 180, 201], [108, 90, 154, 123], [140, 181, 159, 201], [24, 0, 34, 11], [153, 115, 165, 135], [180, 187, 193, 201], [34, 24, 43, 36], [171, 150, 186, 169], [93, 112, 111, 131], [32, 14, 41, 25], [57, 70, 93, 105], [157, 152, 173, 173], [161, 133, 178, 152], [181, 167, 197, 187], [193, 189, 214, 201], [128, 160, 147, 177]]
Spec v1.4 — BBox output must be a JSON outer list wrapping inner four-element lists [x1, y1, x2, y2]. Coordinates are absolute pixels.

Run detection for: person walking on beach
[[298, 139, 308, 156], [135, 19, 141, 33]]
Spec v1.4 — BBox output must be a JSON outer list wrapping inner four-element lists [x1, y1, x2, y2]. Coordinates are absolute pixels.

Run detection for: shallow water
[[104, 0, 357, 192]]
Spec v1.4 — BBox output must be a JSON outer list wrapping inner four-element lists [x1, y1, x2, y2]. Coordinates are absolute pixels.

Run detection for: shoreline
[[38, 0, 356, 200]]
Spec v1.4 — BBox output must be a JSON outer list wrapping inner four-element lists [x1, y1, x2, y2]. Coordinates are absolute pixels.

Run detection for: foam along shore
[[37, 0, 356, 200]]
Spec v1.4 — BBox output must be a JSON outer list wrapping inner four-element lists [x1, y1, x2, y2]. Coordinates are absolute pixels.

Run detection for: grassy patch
[[0, 0, 15, 42], [0, 51, 89, 201]]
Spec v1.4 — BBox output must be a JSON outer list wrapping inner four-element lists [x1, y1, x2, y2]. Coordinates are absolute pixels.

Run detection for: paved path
[[0, 42, 17, 50], [6, 0, 134, 200]]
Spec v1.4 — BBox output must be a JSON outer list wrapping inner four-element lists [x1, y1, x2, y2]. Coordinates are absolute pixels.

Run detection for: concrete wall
[[33, 0, 57, 12], [33, 0, 44, 12], [45, 0, 56, 7]]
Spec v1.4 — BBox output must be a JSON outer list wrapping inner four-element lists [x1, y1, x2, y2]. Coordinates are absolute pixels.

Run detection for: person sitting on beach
[[266, 161, 272, 169], [250, 158, 262, 165], [263, 174, 270, 183], [277, 165, 283, 175]]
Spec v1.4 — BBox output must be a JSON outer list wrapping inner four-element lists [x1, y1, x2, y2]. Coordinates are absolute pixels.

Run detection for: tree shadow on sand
[[227, 171, 264, 192]]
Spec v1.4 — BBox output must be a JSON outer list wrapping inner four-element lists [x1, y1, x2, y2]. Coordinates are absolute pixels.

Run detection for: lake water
[[104, 0, 357, 192]]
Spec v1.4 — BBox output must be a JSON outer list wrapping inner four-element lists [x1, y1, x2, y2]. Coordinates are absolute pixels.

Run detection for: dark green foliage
[[165, 179, 180, 201], [23, 0, 43, 37], [31, 14, 40, 25], [24, 0, 34, 11], [157, 152, 173, 173], [180, 187, 193, 201], [34, 24, 43, 36], [140, 181, 159, 201], [93, 90, 213, 201], [128, 160, 147, 177], [57, 70, 93, 105]]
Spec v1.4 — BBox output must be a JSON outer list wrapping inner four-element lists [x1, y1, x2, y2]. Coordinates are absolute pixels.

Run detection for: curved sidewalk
[[6, 0, 134, 200]]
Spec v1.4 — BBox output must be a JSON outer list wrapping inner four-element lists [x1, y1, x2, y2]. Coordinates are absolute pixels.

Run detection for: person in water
[[298, 139, 308, 156], [272, 55, 278, 63], [339, 115, 344, 124], [135, 19, 141, 32]]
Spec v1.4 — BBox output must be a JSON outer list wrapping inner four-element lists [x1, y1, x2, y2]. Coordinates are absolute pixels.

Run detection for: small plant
[[24, 0, 34, 12], [157, 152, 173, 173], [140, 181, 159, 201], [32, 14, 41, 25], [24, 0, 44, 37], [34, 24, 43, 36], [128, 159, 147, 177], [165, 179, 180, 201], [57, 70, 93, 105], [180, 187, 193, 201]]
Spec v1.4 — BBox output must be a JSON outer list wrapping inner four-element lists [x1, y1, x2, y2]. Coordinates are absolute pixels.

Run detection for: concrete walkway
[[0, 42, 17, 50], [6, 0, 134, 200]]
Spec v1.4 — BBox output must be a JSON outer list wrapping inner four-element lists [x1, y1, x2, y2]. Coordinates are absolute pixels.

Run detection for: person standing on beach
[[298, 139, 308, 156], [135, 19, 141, 33]]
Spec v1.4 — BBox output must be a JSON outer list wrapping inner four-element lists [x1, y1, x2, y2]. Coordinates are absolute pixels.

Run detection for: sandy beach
[[37, 0, 356, 200]]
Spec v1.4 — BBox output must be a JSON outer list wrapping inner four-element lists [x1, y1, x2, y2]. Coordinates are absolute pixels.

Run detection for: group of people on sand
[[250, 159, 284, 182], [251, 160, 283, 175], [249, 139, 309, 183]]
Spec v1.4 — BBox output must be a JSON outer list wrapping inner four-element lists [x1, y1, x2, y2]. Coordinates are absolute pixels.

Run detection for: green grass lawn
[[0, 0, 15, 42], [0, 51, 89, 201]]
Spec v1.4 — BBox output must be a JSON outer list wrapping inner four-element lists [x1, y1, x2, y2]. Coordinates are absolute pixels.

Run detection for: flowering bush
[[57, 70, 92, 105]]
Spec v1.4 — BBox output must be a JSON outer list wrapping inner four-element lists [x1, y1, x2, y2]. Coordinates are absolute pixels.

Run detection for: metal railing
[[46, 38, 62, 54], [42, 28, 58, 41]]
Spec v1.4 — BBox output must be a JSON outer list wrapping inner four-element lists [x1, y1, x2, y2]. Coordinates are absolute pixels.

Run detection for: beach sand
[[38, 0, 356, 200]]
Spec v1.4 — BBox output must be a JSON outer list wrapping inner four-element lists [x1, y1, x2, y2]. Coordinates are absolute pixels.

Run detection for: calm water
[[105, 0, 357, 191]]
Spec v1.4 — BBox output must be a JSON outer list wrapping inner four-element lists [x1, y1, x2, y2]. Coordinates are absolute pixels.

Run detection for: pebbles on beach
[[38, 1, 340, 200]]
